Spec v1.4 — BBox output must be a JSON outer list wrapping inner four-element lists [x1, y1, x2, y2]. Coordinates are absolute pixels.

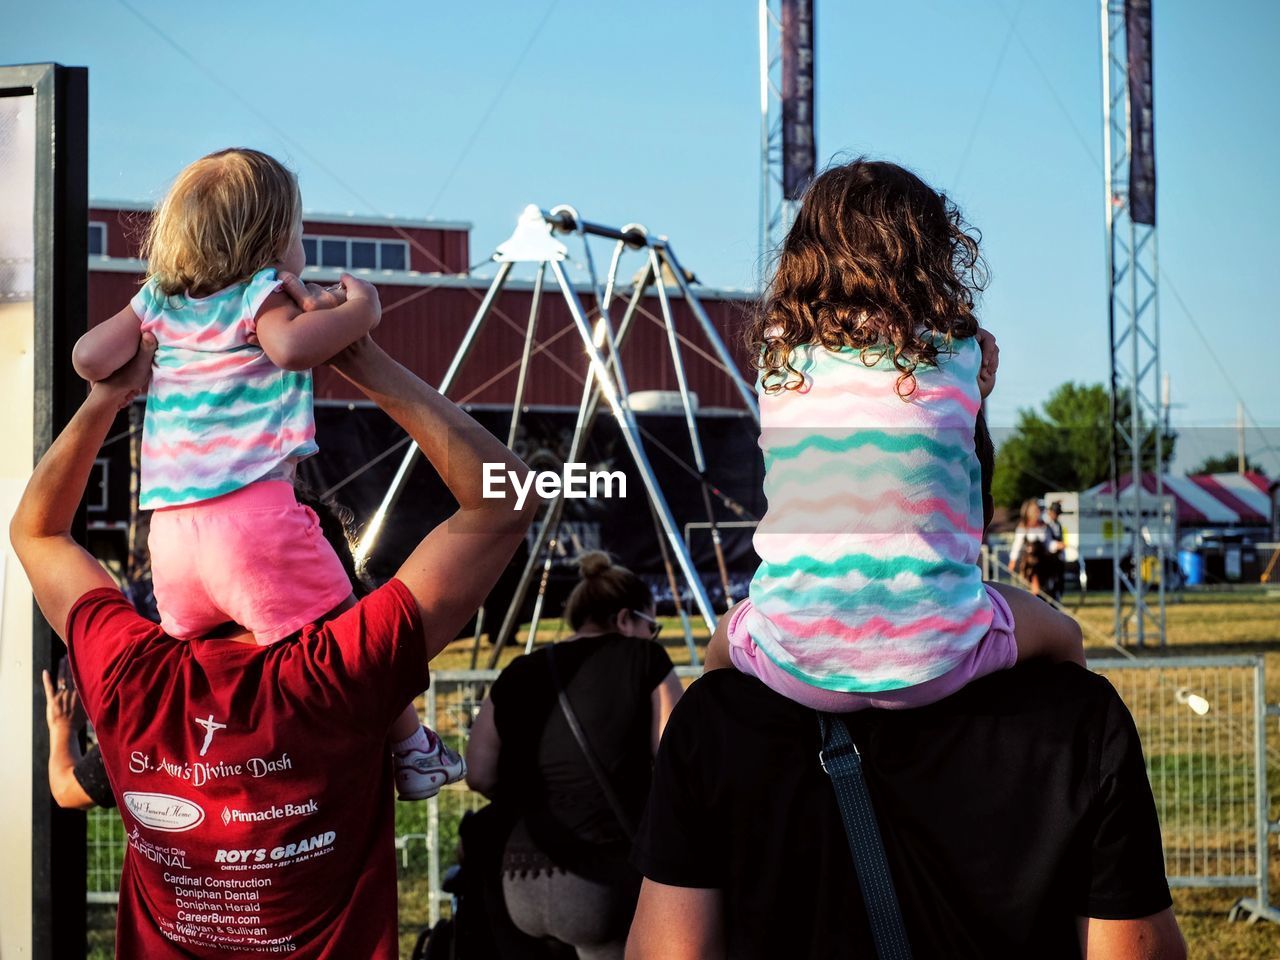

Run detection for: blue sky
[[5, 0, 1277, 472]]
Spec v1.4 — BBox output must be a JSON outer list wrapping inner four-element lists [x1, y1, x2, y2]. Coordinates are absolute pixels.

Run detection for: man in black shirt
[[628, 410, 1184, 958], [627, 659, 1185, 959]]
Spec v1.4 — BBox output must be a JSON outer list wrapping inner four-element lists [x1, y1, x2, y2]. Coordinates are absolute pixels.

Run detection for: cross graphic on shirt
[[194, 714, 227, 757]]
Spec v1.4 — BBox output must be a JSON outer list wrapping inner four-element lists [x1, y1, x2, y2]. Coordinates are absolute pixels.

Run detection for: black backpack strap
[[547, 646, 637, 839], [818, 713, 913, 959]]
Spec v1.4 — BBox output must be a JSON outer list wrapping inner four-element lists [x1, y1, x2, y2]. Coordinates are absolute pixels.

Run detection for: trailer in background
[[1044, 488, 1177, 590]]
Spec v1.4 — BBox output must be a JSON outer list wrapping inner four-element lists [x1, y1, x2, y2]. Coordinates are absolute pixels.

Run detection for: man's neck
[[199, 622, 258, 645]]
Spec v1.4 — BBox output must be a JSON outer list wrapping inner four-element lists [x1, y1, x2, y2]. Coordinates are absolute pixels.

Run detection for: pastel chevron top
[[132, 268, 317, 510], [744, 335, 992, 693]]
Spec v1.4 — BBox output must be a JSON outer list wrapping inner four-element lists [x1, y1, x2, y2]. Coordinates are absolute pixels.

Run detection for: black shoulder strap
[[818, 713, 913, 959], [547, 646, 637, 839]]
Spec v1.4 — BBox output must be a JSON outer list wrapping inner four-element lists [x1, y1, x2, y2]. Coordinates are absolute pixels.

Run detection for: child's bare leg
[[390, 702, 422, 741], [704, 599, 746, 672], [988, 581, 1085, 667]]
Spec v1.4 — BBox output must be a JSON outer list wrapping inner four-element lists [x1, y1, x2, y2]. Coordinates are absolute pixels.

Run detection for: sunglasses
[[630, 610, 662, 640]]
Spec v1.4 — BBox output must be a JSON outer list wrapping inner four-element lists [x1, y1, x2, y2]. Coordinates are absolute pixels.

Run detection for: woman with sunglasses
[[465, 551, 684, 960]]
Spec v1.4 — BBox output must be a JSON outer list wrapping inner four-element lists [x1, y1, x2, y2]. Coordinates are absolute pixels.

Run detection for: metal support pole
[[1129, 210, 1145, 648], [1101, 0, 1122, 646], [467, 608, 485, 670], [354, 260, 515, 566], [524, 542, 556, 655], [1100, 0, 1164, 647], [1255, 660, 1269, 910], [648, 494, 700, 667], [548, 259, 718, 629], [657, 243, 760, 423], [507, 263, 545, 447], [425, 683, 440, 927], [488, 264, 657, 664], [649, 245, 734, 606], [1229, 658, 1280, 923], [649, 247, 706, 472]]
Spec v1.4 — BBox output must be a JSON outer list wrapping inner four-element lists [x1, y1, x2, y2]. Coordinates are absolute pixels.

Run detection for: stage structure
[[759, 0, 816, 261], [354, 205, 760, 664], [1101, 0, 1167, 646]]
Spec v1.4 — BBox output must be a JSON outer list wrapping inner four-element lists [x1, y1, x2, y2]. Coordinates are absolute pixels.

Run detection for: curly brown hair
[[748, 158, 988, 398]]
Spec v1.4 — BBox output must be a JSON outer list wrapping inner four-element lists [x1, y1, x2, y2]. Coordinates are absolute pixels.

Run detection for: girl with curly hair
[[706, 158, 1083, 711]]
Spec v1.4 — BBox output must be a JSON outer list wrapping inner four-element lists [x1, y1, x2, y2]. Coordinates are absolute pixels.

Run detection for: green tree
[[991, 382, 1176, 511], [1190, 452, 1260, 475]]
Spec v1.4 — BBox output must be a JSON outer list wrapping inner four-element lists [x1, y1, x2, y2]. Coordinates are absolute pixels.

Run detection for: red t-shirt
[[66, 579, 429, 958]]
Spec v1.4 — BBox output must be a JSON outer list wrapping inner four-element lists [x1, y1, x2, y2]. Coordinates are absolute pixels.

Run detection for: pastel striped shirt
[[744, 336, 992, 693], [132, 268, 318, 510]]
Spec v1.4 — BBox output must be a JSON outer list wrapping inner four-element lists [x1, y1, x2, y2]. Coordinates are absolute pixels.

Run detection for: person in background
[[1008, 498, 1052, 596], [42, 659, 115, 811], [465, 552, 684, 960], [1042, 501, 1067, 602]]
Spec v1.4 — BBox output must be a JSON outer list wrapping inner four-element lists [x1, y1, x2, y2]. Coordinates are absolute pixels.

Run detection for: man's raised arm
[[327, 335, 537, 660], [10, 335, 158, 641]]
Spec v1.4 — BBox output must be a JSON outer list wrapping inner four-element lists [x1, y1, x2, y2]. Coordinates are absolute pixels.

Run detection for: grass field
[[85, 585, 1280, 959]]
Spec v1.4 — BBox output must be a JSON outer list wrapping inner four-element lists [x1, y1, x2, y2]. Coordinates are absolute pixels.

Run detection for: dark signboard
[[781, 0, 816, 200], [1126, 0, 1156, 225]]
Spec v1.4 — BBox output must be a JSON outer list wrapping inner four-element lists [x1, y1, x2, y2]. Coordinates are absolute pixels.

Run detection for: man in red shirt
[[10, 317, 537, 957]]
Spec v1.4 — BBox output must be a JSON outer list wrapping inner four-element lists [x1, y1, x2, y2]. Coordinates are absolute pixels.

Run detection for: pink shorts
[[149, 480, 354, 644], [727, 584, 1018, 712]]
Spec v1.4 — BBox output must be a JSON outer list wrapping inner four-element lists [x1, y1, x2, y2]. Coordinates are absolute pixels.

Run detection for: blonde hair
[[143, 148, 301, 298]]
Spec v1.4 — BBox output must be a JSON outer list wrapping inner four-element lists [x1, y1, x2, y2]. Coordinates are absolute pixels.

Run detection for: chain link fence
[[1091, 656, 1269, 896]]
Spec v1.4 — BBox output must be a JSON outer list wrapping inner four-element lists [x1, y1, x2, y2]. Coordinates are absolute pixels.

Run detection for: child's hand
[[340, 274, 380, 305], [277, 272, 347, 313], [976, 328, 999, 398]]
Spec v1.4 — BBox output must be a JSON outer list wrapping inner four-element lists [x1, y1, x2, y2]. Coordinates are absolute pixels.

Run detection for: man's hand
[[976, 328, 999, 399], [43, 660, 85, 735], [92, 333, 157, 410], [324, 334, 379, 373]]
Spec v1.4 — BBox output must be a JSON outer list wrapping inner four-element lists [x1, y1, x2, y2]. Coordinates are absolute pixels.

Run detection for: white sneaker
[[395, 734, 467, 801]]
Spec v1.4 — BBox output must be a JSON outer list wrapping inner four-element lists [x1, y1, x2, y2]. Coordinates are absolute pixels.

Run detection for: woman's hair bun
[[576, 550, 614, 579], [564, 551, 652, 632]]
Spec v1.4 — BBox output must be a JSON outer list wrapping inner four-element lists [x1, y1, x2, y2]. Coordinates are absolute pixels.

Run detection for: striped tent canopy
[[1088, 472, 1272, 526]]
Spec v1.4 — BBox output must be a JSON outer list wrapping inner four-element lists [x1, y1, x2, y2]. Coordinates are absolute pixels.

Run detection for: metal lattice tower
[[1100, 0, 1166, 646], [759, 0, 786, 261]]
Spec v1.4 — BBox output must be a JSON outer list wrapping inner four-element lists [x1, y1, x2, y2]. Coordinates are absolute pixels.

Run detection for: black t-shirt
[[73, 743, 117, 809], [490, 635, 673, 878], [633, 663, 1172, 959]]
